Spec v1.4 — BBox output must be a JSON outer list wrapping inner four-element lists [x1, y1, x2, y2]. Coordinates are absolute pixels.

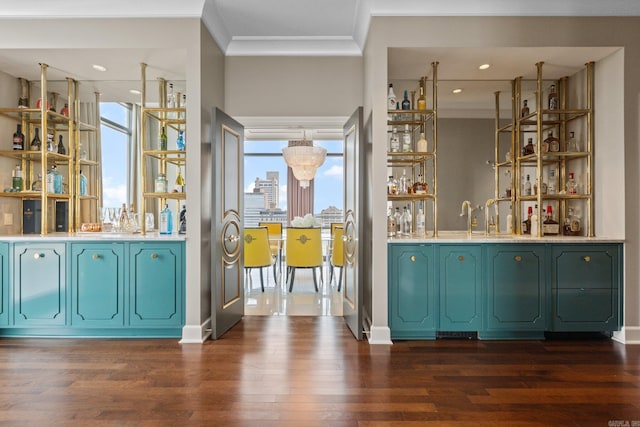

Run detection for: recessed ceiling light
[[452, 88, 463, 94], [92, 64, 107, 72], [129, 89, 141, 95], [478, 63, 491, 70]]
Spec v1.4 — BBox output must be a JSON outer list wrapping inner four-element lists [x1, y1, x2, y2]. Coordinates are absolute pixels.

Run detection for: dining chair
[[329, 226, 344, 291], [244, 227, 275, 292], [285, 227, 323, 292], [258, 221, 283, 282]]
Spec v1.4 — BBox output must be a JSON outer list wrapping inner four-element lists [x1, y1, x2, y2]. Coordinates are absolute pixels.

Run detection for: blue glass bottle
[[53, 166, 63, 194], [160, 204, 173, 234], [79, 170, 87, 196], [176, 130, 185, 151]]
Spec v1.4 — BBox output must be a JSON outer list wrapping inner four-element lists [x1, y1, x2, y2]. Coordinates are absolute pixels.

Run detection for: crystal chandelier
[[282, 137, 327, 188]]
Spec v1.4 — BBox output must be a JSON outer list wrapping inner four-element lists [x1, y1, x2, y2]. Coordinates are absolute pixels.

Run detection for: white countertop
[[388, 231, 624, 244], [0, 231, 187, 242]]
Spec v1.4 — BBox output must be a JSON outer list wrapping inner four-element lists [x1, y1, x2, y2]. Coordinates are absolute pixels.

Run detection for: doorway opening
[[243, 134, 344, 316]]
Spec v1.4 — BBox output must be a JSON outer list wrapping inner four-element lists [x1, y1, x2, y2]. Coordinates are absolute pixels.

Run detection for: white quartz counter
[[0, 232, 186, 242], [388, 231, 624, 244]]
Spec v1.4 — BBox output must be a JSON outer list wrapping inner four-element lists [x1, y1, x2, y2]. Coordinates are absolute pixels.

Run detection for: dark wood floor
[[1, 317, 639, 426]]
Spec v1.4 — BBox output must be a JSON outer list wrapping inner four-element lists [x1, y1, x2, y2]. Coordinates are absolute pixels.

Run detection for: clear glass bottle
[[389, 127, 400, 152], [404, 205, 412, 235], [46, 131, 56, 152], [566, 172, 578, 194], [79, 170, 88, 196], [12, 164, 23, 191], [401, 124, 411, 152], [79, 141, 88, 160], [31, 173, 42, 192], [155, 173, 168, 193], [548, 84, 559, 110], [415, 206, 425, 236], [46, 165, 56, 193], [387, 208, 396, 237], [399, 170, 408, 194], [521, 99, 530, 117], [119, 203, 129, 232], [548, 168, 557, 194], [387, 84, 397, 110], [394, 207, 402, 234], [566, 131, 579, 152], [524, 174, 532, 196], [168, 83, 176, 108], [53, 166, 63, 194], [30, 127, 41, 151], [175, 168, 185, 192], [13, 124, 25, 150], [176, 130, 185, 150], [563, 207, 582, 236]]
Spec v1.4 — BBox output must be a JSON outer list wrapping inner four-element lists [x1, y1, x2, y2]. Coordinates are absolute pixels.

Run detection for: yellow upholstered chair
[[258, 221, 283, 282], [285, 227, 323, 292], [244, 227, 275, 292], [329, 226, 344, 291]]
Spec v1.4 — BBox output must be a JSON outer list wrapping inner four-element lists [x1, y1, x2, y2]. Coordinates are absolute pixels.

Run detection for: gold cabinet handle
[[514, 255, 522, 262], [33, 253, 44, 259], [92, 254, 100, 260], [410, 255, 416, 262], [458, 256, 464, 262], [151, 253, 158, 259], [583, 256, 591, 262]]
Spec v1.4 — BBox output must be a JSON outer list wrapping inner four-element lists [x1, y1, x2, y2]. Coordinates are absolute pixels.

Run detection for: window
[[100, 103, 132, 208]]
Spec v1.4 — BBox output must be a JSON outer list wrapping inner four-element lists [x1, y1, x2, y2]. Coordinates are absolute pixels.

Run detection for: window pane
[[100, 124, 127, 207], [101, 103, 129, 127]]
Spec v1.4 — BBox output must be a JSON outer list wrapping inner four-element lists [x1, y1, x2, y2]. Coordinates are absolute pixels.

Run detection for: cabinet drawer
[[552, 288, 619, 330], [551, 244, 620, 290]]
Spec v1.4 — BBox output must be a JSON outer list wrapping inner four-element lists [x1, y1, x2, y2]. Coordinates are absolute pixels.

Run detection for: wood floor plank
[[1, 316, 640, 425]]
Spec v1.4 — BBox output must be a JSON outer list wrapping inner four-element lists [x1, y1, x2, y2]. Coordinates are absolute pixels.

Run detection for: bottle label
[[543, 223, 560, 235]]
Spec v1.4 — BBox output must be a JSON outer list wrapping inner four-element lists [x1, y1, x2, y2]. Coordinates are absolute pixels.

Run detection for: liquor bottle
[[31, 173, 42, 191], [57, 135, 66, 155], [46, 131, 56, 152], [399, 169, 408, 194], [175, 168, 185, 192], [404, 205, 412, 235], [79, 141, 88, 160], [119, 203, 129, 232], [387, 208, 396, 237], [399, 207, 407, 235], [401, 90, 411, 110], [530, 204, 539, 236], [394, 207, 402, 234], [541, 135, 550, 153], [159, 126, 168, 150], [30, 128, 41, 151], [523, 206, 532, 235], [46, 165, 56, 193], [566, 172, 578, 194], [387, 84, 397, 110], [412, 174, 427, 195], [566, 131, 579, 152], [542, 205, 559, 235], [416, 132, 428, 152], [155, 172, 168, 193], [545, 131, 559, 152], [178, 205, 187, 234], [160, 204, 173, 234], [168, 83, 176, 108], [13, 124, 25, 150], [415, 207, 425, 236], [548, 168, 557, 194], [417, 78, 427, 110], [386, 175, 398, 195], [401, 124, 411, 152], [523, 137, 534, 155], [524, 174, 532, 196], [548, 84, 559, 110], [563, 207, 582, 236], [389, 127, 400, 152], [53, 166, 63, 194], [18, 78, 29, 108], [506, 205, 513, 234], [12, 164, 23, 191], [79, 170, 88, 196], [60, 103, 69, 117], [521, 99, 530, 117], [176, 130, 185, 150]]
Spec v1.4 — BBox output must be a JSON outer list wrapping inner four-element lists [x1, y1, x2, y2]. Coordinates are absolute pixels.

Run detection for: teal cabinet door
[[0, 243, 8, 325], [486, 244, 545, 332], [550, 244, 621, 331], [388, 244, 436, 339], [129, 242, 184, 327], [13, 243, 66, 326], [439, 245, 482, 331], [71, 243, 125, 327]]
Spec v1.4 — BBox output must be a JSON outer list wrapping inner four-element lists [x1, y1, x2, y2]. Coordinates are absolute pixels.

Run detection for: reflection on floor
[[244, 264, 343, 316]]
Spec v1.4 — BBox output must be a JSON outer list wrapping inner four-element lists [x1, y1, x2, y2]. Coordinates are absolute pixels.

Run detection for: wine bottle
[[548, 84, 559, 110], [12, 124, 25, 150], [30, 128, 41, 151], [57, 135, 66, 155], [401, 90, 411, 110], [417, 78, 427, 110], [521, 99, 530, 117], [159, 126, 168, 150]]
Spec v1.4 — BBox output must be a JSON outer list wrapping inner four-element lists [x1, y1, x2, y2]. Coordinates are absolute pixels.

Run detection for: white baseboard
[[613, 326, 640, 344], [368, 325, 393, 345], [179, 318, 212, 344]]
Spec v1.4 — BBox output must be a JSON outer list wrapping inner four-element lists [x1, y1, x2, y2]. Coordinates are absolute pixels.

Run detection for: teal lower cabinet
[[13, 243, 66, 326], [388, 244, 436, 339], [71, 243, 125, 328], [0, 243, 8, 325], [550, 244, 622, 332], [129, 242, 184, 329], [484, 244, 546, 339], [438, 245, 482, 331]]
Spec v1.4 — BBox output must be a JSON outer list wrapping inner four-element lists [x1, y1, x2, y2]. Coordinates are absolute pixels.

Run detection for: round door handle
[[33, 253, 44, 259], [583, 256, 591, 262], [92, 254, 100, 260], [410, 255, 416, 262], [458, 256, 464, 262], [514, 255, 522, 262], [151, 253, 158, 259], [227, 234, 239, 243]]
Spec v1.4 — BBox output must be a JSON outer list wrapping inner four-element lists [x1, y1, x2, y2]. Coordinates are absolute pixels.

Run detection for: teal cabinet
[[0, 243, 8, 325], [439, 245, 482, 331], [550, 244, 621, 331], [13, 243, 66, 326], [129, 242, 184, 327], [71, 243, 125, 327], [388, 244, 436, 339], [485, 244, 545, 335]]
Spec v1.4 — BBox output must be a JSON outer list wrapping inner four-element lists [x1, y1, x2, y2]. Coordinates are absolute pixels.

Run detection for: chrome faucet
[[460, 200, 474, 235], [485, 198, 499, 235]]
